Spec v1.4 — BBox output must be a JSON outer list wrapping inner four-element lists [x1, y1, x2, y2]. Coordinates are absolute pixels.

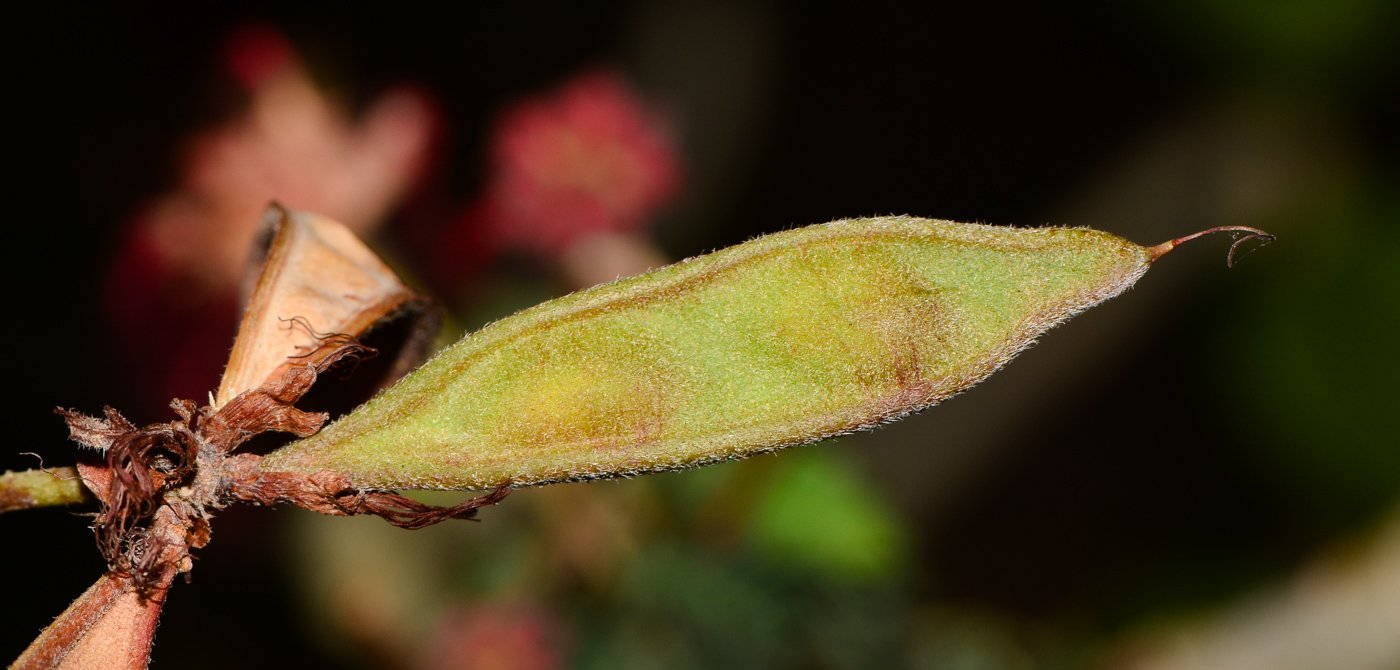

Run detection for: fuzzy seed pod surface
[[262, 216, 1152, 490]]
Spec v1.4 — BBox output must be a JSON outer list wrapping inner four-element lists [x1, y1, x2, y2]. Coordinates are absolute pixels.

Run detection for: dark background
[[6, 1, 1398, 668]]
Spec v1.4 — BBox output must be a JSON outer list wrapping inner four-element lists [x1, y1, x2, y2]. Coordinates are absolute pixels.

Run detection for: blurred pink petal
[[421, 603, 565, 670], [484, 71, 681, 257], [561, 230, 668, 289], [222, 23, 296, 91], [106, 25, 438, 413]]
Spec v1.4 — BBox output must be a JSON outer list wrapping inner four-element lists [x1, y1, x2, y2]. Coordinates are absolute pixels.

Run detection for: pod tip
[[1148, 226, 1276, 267]]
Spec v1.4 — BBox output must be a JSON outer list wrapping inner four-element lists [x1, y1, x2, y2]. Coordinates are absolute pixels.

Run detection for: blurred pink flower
[[420, 602, 566, 670], [169, 25, 437, 291], [106, 24, 438, 413], [482, 71, 681, 257]]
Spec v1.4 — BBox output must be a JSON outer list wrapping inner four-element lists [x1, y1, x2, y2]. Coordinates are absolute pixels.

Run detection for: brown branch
[[12, 567, 174, 670]]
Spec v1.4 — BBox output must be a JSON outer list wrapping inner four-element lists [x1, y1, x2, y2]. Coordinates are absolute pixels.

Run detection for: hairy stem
[[0, 467, 93, 513]]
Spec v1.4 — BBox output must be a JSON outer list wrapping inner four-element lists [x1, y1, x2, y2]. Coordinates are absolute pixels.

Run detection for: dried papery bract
[[14, 205, 444, 670], [218, 203, 439, 406]]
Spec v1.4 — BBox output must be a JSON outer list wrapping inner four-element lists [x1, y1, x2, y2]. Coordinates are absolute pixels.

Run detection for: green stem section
[[0, 467, 93, 513]]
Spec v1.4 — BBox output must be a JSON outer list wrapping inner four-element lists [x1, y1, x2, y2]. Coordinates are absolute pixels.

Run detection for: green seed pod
[[260, 217, 1171, 490], [0, 467, 91, 513]]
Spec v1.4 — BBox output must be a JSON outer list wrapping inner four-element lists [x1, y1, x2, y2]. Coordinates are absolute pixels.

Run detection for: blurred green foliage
[[1132, 0, 1399, 85], [750, 446, 911, 581], [1211, 186, 1399, 529]]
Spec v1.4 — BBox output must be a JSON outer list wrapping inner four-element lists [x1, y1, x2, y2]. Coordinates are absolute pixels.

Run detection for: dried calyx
[[14, 205, 474, 670], [57, 337, 506, 594]]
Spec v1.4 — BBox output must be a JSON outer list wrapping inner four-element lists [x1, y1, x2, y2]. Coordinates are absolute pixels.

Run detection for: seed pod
[[261, 217, 1165, 490]]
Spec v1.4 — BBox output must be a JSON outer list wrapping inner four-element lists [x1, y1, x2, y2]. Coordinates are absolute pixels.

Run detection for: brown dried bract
[[27, 336, 507, 668], [216, 203, 440, 408], [54, 337, 501, 595], [17, 206, 483, 670]]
